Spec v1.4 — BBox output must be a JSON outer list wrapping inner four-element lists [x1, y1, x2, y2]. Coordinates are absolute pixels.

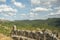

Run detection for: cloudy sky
[[0, 0, 60, 20]]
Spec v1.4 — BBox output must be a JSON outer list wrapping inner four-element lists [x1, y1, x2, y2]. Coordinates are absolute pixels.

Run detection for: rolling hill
[[0, 18, 60, 36]]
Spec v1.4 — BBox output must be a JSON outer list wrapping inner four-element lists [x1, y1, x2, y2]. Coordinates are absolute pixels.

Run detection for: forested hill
[[14, 18, 60, 27], [0, 18, 60, 35], [0, 18, 60, 28], [47, 18, 60, 27]]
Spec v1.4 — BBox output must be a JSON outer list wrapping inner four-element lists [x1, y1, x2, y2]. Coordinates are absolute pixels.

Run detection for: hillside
[[0, 18, 60, 36]]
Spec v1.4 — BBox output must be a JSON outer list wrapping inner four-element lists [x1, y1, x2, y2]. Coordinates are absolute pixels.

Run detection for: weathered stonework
[[10, 26, 60, 40]]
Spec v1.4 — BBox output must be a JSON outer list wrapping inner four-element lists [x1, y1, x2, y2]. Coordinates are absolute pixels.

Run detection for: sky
[[0, 0, 60, 20]]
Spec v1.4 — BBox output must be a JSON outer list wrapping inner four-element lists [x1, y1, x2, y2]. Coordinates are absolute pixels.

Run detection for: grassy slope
[[0, 18, 60, 36]]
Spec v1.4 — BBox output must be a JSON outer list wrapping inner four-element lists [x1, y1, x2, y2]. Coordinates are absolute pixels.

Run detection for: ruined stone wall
[[10, 26, 60, 40], [10, 29, 60, 40]]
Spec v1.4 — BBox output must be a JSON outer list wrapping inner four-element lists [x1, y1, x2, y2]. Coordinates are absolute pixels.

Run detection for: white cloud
[[11, 0, 15, 2], [55, 10, 60, 15], [31, 7, 49, 12], [19, 12, 38, 20], [19, 13, 29, 20], [49, 10, 60, 16], [54, 7, 60, 10], [29, 12, 38, 17], [14, 2, 25, 8], [0, 17, 10, 20], [7, 13, 16, 16], [43, 0, 60, 8], [12, 0, 25, 8], [31, 0, 56, 8], [52, 0, 60, 7], [0, 0, 6, 3], [29, 12, 39, 20], [30, 12, 35, 17], [41, 0, 56, 5], [0, 17, 5, 19], [48, 9, 60, 18], [31, 0, 40, 5], [0, 4, 17, 16], [48, 13, 54, 15], [20, 13, 27, 16], [0, 5, 17, 12]]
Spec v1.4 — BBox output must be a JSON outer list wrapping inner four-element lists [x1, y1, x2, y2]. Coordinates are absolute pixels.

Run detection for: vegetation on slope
[[0, 18, 60, 36]]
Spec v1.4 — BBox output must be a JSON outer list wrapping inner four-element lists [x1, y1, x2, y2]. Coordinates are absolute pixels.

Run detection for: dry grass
[[0, 33, 13, 40]]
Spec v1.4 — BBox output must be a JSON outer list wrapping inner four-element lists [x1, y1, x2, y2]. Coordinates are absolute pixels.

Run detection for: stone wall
[[10, 26, 60, 40], [10, 30, 60, 40]]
